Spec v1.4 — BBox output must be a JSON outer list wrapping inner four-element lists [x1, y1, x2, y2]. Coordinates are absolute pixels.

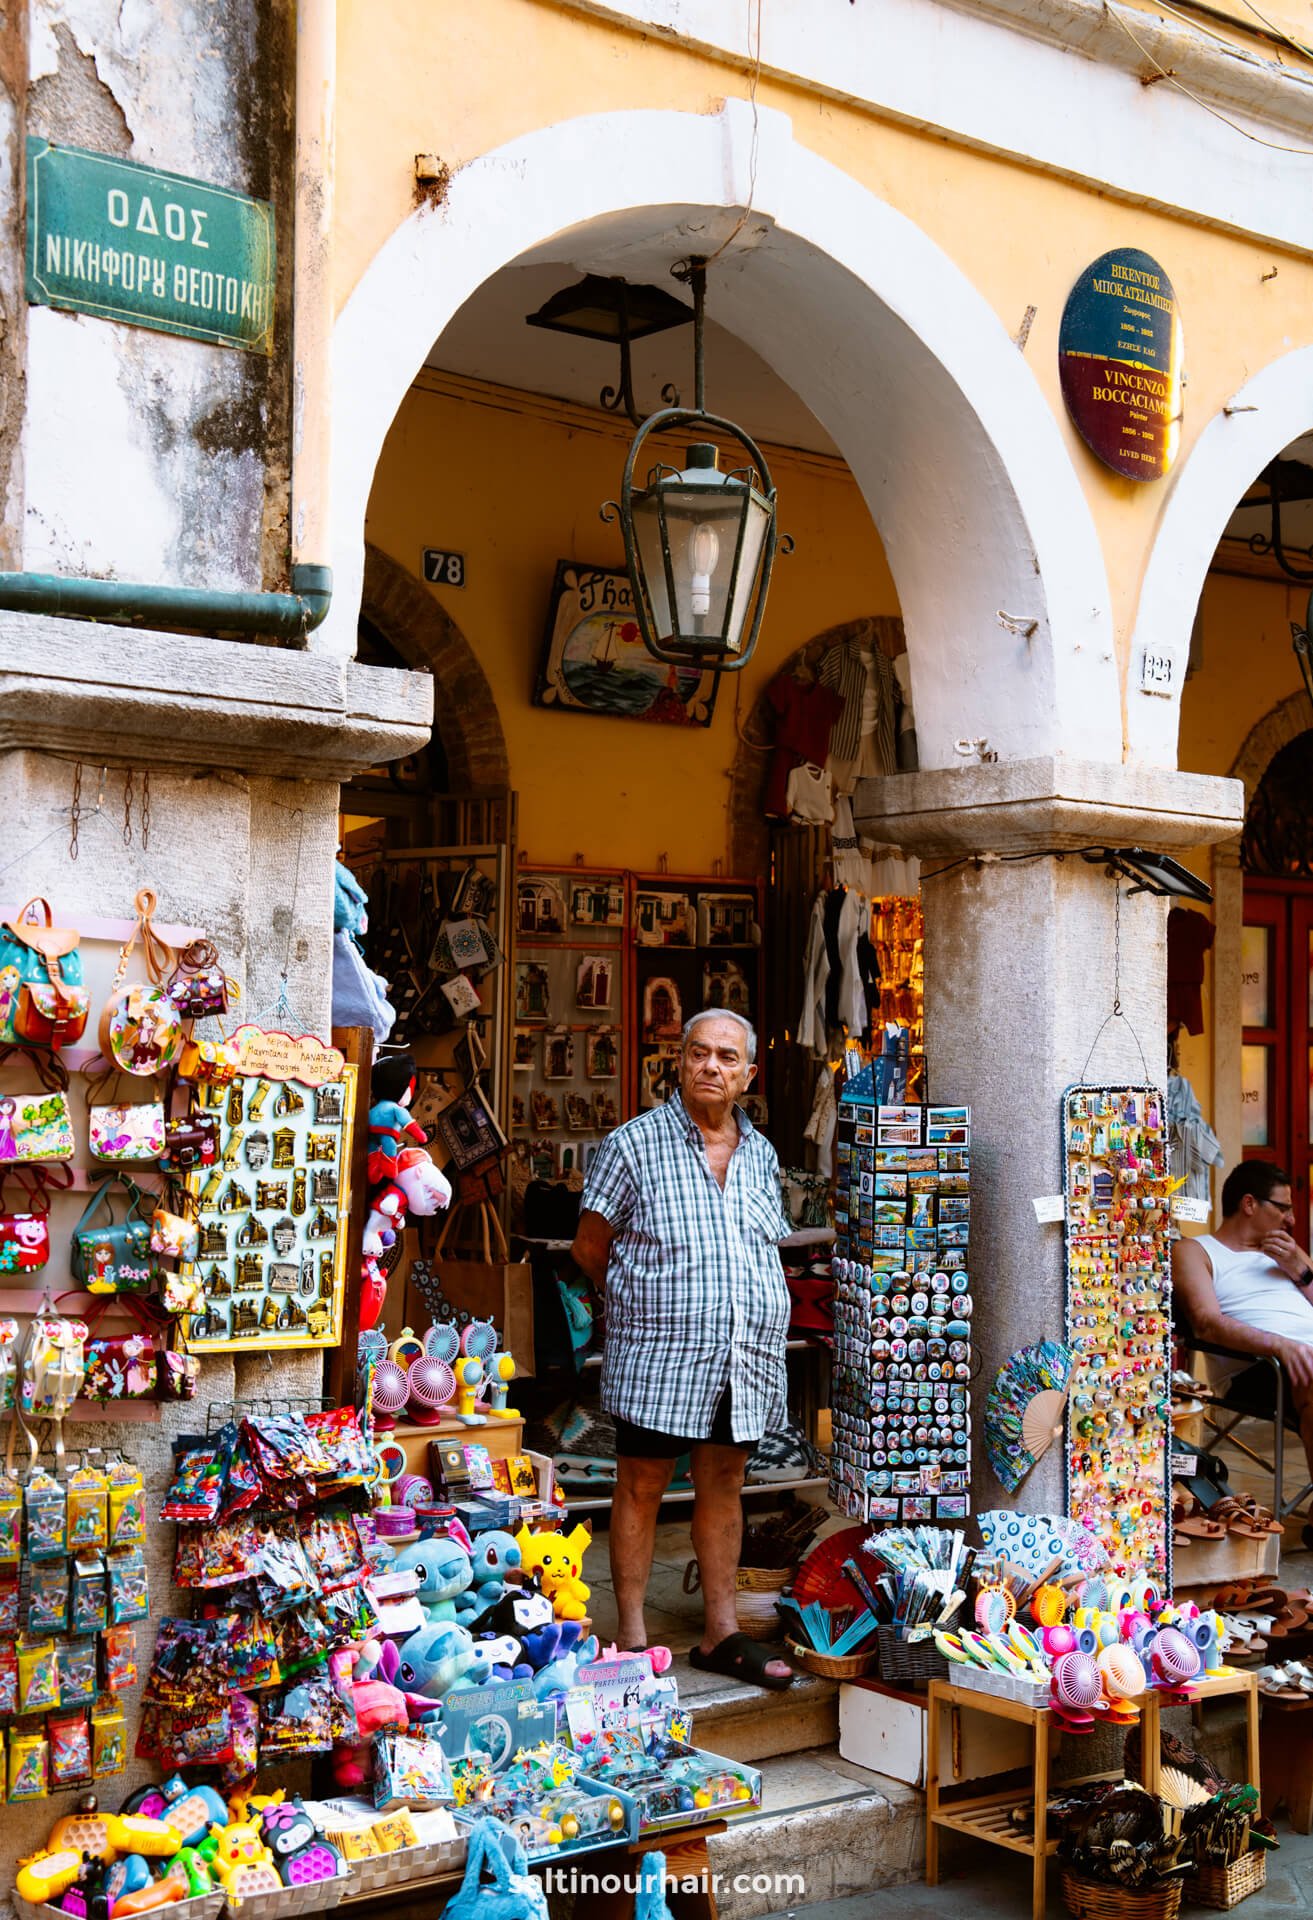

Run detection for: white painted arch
[[327, 99, 1120, 769], [1130, 345, 1313, 768]]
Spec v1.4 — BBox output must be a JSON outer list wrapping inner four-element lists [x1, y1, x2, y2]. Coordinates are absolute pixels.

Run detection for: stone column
[[854, 758, 1243, 1512]]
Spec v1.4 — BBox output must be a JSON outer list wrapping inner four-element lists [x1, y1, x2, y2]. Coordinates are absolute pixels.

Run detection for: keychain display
[[180, 1059, 357, 1351], [1062, 1084, 1172, 1587], [830, 1066, 973, 1526], [0, 1453, 145, 1798]]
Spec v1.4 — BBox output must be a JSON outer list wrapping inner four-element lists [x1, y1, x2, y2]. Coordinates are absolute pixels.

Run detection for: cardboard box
[[838, 1677, 1030, 1788], [436, 1257, 535, 1377], [1172, 1529, 1280, 1590]]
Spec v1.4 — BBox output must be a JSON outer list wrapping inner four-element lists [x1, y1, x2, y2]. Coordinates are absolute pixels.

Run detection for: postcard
[[878, 1122, 922, 1146]]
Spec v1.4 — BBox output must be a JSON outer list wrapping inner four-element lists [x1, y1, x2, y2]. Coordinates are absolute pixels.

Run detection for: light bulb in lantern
[[688, 523, 720, 619]]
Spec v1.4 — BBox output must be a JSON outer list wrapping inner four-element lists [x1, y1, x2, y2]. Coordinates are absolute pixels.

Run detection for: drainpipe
[[0, 0, 335, 645]]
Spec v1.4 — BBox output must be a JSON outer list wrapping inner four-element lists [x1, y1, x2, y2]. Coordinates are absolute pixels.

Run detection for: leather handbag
[[68, 1294, 199, 1403], [100, 890, 183, 1076], [0, 899, 86, 1048], [150, 1207, 198, 1263], [88, 1102, 167, 1164], [0, 1214, 51, 1276], [166, 940, 230, 1019], [176, 1036, 240, 1086], [70, 1178, 157, 1295], [160, 1114, 219, 1171]]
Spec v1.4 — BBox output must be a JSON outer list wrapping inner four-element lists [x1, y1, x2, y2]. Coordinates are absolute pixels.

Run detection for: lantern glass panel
[[632, 477, 761, 653]]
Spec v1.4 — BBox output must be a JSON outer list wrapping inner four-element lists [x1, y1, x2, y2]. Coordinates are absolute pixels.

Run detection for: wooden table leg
[[1032, 1707, 1050, 1920], [926, 1682, 942, 1888], [1139, 1693, 1161, 1798], [1244, 1676, 1261, 1797]]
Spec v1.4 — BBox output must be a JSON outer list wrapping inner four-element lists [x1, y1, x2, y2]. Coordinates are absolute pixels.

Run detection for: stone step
[[675, 1651, 840, 1763], [706, 1745, 924, 1920]]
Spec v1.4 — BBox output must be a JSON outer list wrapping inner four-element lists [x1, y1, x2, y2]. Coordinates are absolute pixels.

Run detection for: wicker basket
[[786, 1639, 878, 1679], [876, 1623, 949, 1690], [736, 1565, 790, 1640], [1183, 1851, 1267, 1910], [345, 1834, 467, 1894], [1060, 1869, 1183, 1920]]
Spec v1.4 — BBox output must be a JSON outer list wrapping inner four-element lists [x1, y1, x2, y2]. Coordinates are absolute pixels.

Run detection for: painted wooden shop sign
[[25, 139, 275, 354], [1059, 248, 1182, 482]]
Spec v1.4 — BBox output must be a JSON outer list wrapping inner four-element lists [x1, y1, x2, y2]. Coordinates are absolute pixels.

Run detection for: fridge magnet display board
[[830, 1064, 973, 1525], [1061, 1083, 1171, 1588], [180, 1059, 358, 1351]]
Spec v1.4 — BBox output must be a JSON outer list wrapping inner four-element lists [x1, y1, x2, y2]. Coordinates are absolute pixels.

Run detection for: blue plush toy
[[387, 1537, 473, 1623], [394, 1619, 479, 1699], [334, 862, 369, 938], [447, 1632, 531, 1691], [532, 1627, 598, 1701], [457, 1529, 523, 1621]]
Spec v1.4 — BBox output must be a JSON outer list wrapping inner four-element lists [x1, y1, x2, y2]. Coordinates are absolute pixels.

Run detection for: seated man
[[1172, 1159, 1313, 1486]]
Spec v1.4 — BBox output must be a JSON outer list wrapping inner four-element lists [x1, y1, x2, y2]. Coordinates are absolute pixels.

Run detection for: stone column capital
[[852, 756, 1243, 857]]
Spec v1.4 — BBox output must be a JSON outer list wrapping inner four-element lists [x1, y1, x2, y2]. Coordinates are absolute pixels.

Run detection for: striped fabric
[[582, 1092, 791, 1442]]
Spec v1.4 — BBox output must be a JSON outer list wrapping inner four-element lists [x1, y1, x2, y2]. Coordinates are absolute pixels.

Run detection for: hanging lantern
[[601, 260, 788, 673]]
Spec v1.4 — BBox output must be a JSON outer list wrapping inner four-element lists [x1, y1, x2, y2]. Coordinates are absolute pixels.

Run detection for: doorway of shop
[[1240, 730, 1313, 1240]]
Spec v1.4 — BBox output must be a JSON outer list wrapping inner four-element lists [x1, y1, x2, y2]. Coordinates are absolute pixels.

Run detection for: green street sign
[[26, 138, 275, 354]]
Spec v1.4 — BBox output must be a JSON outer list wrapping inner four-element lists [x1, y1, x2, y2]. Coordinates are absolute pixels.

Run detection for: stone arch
[[328, 99, 1118, 769], [1131, 344, 1313, 768], [728, 614, 904, 876], [1228, 690, 1310, 814], [359, 543, 509, 793]]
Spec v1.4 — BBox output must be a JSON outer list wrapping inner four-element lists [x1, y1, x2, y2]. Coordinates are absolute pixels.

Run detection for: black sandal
[[688, 1632, 795, 1691]]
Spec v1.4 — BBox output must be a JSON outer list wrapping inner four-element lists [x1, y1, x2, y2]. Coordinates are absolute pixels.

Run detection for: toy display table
[[925, 1672, 1259, 1920], [338, 1818, 726, 1919], [389, 1414, 526, 1477]]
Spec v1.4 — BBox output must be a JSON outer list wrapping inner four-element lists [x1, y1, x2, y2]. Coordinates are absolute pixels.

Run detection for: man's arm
[[571, 1208, 617, 1288], [1173, 1238, 1313, 1388]]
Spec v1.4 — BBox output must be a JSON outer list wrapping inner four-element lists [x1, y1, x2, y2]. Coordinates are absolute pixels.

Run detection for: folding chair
[[1180, 1308, 1313, 1522]]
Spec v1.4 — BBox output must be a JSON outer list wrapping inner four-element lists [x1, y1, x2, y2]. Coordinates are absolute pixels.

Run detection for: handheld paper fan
[[984, 1341, 1073, 1494]]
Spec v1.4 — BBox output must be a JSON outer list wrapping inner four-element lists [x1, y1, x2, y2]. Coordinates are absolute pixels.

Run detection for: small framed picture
[[878, 1122, 921, 1146], [927, 1121, 970, 1146]]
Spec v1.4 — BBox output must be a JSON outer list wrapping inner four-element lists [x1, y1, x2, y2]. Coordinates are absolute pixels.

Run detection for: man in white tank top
[[1173, 1160, 1313, 1483]]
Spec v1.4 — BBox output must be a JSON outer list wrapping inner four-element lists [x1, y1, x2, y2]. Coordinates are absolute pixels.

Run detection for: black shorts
[[612, 1386, 756, 1459]]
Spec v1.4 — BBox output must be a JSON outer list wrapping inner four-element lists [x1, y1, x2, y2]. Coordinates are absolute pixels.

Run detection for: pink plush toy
[[330, 1645, 409, 1791]]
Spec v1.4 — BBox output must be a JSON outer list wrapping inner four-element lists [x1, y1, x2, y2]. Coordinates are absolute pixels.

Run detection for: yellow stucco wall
[[365, 373, 897, 871], [336, 0, 1313, 693]]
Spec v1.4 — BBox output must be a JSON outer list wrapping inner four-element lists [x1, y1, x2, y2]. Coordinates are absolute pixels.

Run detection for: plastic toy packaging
[[57, 1636, 98, 1707], [259, 1675, 335, 1757], [91, 1697, 126, 1777], [107, 1546, 149, 1623], [27, 1561, 68, 1634], [66, 1460, 109, 1551], [8, 1722, 48, 1800], [17, 1637, 60, 1713], [0, 1471, 21, 1565], [0, 1641, 16, 1715], [108, 1460, 146, 1548], [48, 1710, 92, 1789], [24, 1469, 66, 1559], [102, 1624, 137, 1694], [161, 1441, 224, 1523], [70, 1555, 108, 1634], [372, 1731, 454, 1811]]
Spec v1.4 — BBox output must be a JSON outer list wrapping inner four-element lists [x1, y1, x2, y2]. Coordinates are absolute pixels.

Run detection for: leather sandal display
[[1172, 1488, 1226, 1542]]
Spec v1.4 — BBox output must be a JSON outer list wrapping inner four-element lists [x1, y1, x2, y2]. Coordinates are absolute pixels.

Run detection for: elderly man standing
[[571, 1009, 796, 1689]]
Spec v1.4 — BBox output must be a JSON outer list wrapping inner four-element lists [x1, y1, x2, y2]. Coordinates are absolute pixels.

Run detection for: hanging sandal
[[688, 1632, 796, 1691]]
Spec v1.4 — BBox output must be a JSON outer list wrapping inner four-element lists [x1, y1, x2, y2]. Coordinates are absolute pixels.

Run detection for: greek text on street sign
[[26, 138, 275, 354]]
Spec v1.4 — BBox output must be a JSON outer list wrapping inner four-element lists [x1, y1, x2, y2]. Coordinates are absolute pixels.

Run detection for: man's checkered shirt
[[581, 1091, 791, 1442]]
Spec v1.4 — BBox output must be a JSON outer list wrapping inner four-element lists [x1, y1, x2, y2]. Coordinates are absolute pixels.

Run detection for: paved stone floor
[[757, 1822, 1313, 1920]]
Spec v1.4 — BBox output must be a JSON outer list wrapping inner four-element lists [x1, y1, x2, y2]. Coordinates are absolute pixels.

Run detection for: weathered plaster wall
[[0, 750, 340, 1870], [21, 0, 295, 589], [0, 0, 26, 569]]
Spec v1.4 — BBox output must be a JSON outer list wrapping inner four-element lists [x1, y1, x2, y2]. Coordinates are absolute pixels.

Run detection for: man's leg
[[1289, 1368, 1313, 1487], [611, 1452, 676, 1648], [690, 1442, 792, 1681]]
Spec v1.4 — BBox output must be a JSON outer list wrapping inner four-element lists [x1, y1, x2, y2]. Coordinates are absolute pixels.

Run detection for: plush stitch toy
[[385, 1536, 473, 1624], [513, 1522, 592, 1622], [391, 1619, 479, 1701], [458, 1529, 523, 1621], [532, 1628, 599, 1701]]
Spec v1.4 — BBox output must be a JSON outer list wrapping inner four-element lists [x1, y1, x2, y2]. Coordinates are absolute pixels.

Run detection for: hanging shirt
[[582, 1092, 791, 1441], [1167, 908, 1214, 1035], [798, 893, 830, 1057], [822, 639, 897, 793], [763, 674, 843, 817], [1167, 1073, 1225, 1203]]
